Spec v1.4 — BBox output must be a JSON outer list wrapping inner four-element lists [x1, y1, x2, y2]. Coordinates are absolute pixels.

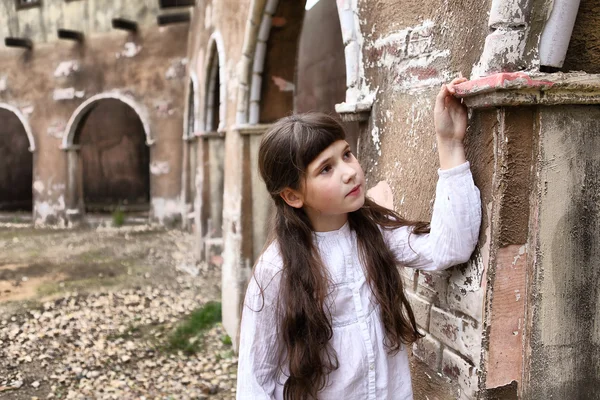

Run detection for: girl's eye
[[320, 165, 331, 175], [344, 150, 353, 159]]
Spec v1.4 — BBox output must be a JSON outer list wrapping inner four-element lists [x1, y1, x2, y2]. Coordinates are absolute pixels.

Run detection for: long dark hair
[[257, 113, 428, 399]]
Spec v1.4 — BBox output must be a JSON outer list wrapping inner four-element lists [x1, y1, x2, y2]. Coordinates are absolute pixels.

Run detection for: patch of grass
[[221, 334, 232, 346], [166, 301, 222, 355], [112, 208, 125, 227]]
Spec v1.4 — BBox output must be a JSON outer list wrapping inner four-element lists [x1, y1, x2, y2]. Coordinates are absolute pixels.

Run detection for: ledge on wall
[[112, 18, 138, 33], [455, 72, 600, 109], [194, 130, 225, 138], [157, 12, 191, 26], [4, 37, 33, 50], [232, 124, 273, 136], [58, 29, 85, 43], [159, 0, 195, 8], [335, 101, 372, 122]]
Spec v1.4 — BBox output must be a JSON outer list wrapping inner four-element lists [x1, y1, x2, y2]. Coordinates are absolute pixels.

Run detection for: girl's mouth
[[347, 184, 361, 197]]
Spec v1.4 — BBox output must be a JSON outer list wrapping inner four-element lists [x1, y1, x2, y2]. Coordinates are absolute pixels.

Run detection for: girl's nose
[[342, 165, 358, 183]]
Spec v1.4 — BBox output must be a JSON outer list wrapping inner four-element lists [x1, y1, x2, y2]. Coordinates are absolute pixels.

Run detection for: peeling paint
[[371, 125, 381, 156], [33, 181, 44, 194], [116, 42, 142, 59], [34, 196, 66, 226], [166, 58, 187, 80], [54, 60, 80, 78], [366, 20, 451, 92], [151, 197, 181, 224], [154, 100, 175, 117], [271, 75, 294, 92], [150, 161, 170, 175], [53, 88, 85, 101], [21, 105, 34, 115], [47, 121, 66, 138]]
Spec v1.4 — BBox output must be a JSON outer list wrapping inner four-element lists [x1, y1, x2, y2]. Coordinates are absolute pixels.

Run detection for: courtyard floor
[[0, 222, 236, 400]]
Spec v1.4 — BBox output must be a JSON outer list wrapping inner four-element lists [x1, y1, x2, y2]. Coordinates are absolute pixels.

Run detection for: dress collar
[[313, 220, 351, 241]]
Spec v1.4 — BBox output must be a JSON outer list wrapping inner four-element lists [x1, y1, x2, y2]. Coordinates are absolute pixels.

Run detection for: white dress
[[236, 162, 481, 399]]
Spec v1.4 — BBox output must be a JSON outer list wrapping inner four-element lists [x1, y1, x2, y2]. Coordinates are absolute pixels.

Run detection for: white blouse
[[237, 162, 481, 400]]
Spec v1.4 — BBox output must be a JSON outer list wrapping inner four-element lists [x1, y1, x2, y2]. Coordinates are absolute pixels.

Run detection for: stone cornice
[[455, 72, 600, 109]]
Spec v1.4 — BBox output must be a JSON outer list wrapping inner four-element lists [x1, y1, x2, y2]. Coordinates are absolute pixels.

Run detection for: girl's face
[[295, 140, 365, 231]]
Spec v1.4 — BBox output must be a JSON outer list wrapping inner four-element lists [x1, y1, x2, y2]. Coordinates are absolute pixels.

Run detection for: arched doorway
[[295, 0, 359, 151], [0, 107, 33, 213], [199, 35, 226, 266], [65, 97, 151, 220]]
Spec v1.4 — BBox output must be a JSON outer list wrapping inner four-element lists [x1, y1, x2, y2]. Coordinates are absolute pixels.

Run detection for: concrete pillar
[[456, 71, 600, 399]]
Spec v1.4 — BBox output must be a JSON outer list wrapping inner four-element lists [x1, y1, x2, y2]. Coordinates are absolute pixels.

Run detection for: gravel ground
[[0, 223, 237, 400]]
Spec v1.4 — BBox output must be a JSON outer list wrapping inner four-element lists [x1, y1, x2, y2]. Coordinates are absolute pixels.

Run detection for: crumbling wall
[[0, 0, 161, 44], [563, 0, 600, 73], [0, 7, 188, 225], [357, 0, 493, 398], [526, 105, 600, 399]]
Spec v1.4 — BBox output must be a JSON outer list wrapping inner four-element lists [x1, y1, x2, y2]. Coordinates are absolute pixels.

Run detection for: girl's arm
[[236, 260, 283, 399], [385, 162, 481, 271], [384, 78, 481, 271]]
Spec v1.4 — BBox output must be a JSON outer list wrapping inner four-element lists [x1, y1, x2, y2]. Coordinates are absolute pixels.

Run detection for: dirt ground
[[0, 223, 214, 309], [0, 222, 231, 400]]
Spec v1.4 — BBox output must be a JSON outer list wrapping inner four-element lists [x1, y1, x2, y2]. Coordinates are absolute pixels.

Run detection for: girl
[[237, 78, 481, 399]]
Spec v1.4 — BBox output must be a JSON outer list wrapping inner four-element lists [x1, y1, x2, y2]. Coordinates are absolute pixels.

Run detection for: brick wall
[[403, 257, 484, 398]]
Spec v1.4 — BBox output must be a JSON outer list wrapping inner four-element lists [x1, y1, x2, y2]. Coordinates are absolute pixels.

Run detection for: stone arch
[[62, 94, 151, 219], [203, 31, 227, 133], [295, 0, 359, 151], [239, 0, 367, 125], [0, 104, 34, 212], [195, 31, 227, 262], [186, 71, 200, 139], [62, 92, 153, 149], [0, 103, 36, 152]]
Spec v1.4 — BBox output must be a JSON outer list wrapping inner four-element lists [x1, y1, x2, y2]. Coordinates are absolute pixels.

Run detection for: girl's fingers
[[435, 84, 448, 111], [448, 77, 468, 94]]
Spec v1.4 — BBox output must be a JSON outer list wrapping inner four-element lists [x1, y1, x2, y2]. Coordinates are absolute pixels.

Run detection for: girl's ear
[[280, 188, 304, 209]]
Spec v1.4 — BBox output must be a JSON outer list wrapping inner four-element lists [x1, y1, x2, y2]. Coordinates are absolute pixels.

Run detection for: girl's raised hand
[[434, 77, 468, 143]]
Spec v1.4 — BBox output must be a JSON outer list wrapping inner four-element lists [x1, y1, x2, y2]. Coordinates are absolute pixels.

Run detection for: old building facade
[[0, 0, 190, 225], [2, 0, 600, 398], [184, 0, 600, 398]]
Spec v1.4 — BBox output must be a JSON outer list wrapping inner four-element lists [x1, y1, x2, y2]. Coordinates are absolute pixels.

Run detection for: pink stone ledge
[[454, 72, 600, 109]]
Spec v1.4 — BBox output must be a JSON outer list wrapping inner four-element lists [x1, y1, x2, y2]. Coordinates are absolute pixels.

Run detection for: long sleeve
[[384, 162, 481, 271], [236, 259, 284, 399]]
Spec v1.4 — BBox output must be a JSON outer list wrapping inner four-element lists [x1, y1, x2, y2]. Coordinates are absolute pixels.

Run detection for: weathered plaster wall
[[0, 16, 188, 225], [356, 1, 492, 397], [526, 105, 600, 399], [0, 0, 161, 44], [186, 0, 255, 348], [563, 0, 600, 73]]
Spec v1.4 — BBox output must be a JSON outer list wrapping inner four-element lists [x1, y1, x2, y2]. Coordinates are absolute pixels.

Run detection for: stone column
[[456, 71, 600, 399]]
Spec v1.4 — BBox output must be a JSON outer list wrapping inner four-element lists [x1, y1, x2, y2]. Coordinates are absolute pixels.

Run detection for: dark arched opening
[[0, 108, 33, 211], [74, 99, 150, 213], [295, 0, 359, 151]]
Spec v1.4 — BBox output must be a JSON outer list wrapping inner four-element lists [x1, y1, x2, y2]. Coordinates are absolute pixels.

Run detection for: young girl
[[236, 77, 481, 399]]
